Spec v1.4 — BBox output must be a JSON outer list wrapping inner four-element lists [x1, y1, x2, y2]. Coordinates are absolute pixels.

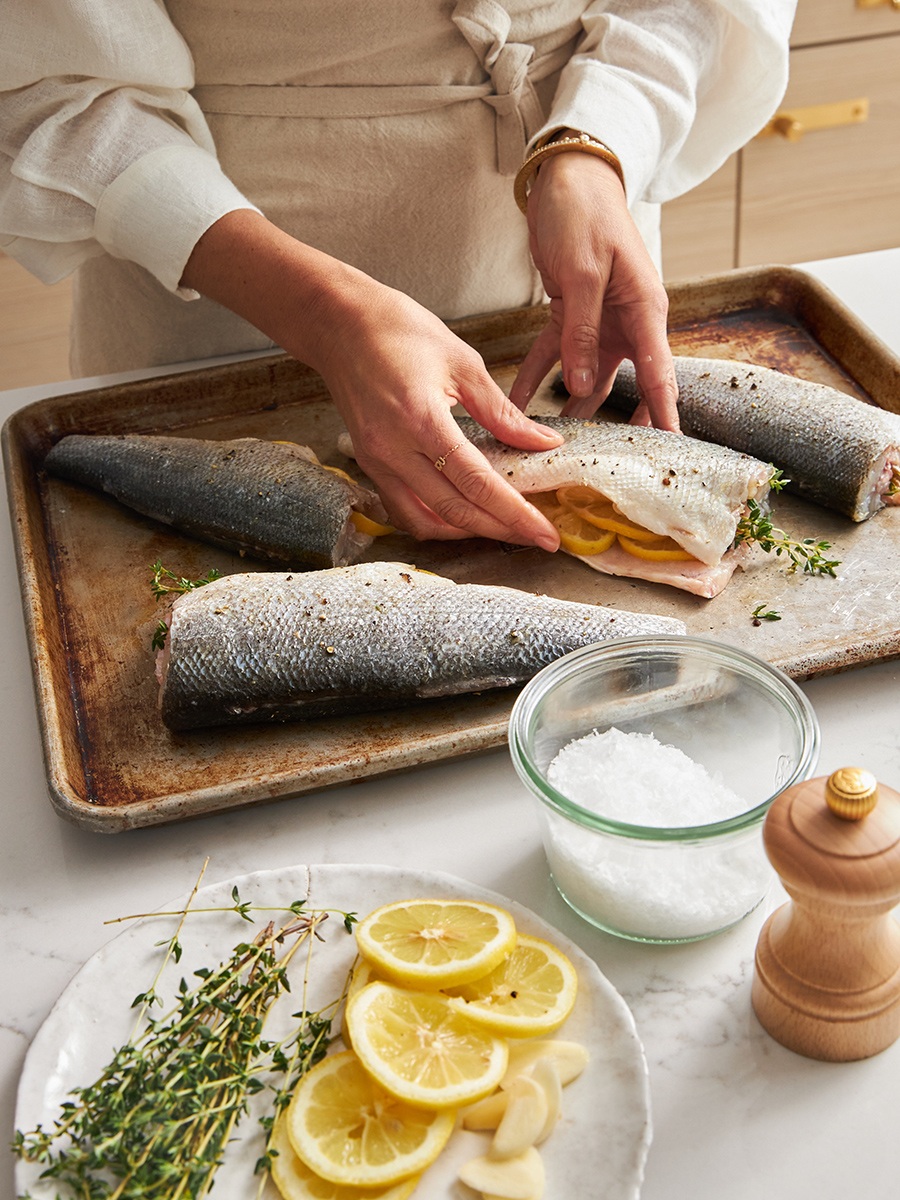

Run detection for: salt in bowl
[[508, 635, 820, 943]]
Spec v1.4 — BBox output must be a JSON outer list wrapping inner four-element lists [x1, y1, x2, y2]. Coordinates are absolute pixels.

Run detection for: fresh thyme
[[13, 866, 357, 1200], [150, 560, 221, 600], [734, 499, 840, 577], [751, 604, 782, 625], [149, 561, 221, 650]]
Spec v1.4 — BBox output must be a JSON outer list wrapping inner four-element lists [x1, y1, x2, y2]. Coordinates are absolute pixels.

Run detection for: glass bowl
[[509, 635, 820, 944]]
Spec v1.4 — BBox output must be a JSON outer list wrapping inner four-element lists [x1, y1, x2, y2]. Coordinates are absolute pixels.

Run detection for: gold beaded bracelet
[[513, 130, 625, 215]]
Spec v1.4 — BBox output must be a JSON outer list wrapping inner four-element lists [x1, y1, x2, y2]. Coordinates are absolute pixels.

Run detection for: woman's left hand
[[508, 148, 679, 431]]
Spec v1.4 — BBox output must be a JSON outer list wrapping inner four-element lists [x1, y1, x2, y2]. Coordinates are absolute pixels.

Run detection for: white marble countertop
[[2, 249, 900, 1199]]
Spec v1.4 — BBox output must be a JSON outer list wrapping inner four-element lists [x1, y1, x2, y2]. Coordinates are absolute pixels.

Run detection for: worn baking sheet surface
[[5, 266, 900, 832]]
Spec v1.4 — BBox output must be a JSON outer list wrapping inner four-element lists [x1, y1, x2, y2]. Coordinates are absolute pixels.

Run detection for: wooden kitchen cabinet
[[661, 0, 900, 281]]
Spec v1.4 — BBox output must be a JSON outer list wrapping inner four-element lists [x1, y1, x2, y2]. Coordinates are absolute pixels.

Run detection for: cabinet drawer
[[792, 0, 900, 47], [660, 158, 736, 281], [739, 35, 900, 265]]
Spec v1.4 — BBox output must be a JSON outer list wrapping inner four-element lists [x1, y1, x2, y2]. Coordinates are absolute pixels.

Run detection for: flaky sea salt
[[547, 727, 749, 826], [540, 727, 771, 941]]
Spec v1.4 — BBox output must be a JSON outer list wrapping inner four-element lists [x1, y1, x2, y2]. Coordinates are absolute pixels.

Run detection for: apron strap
[[194, 1, 574, 177], [452, 0, 549, 175]]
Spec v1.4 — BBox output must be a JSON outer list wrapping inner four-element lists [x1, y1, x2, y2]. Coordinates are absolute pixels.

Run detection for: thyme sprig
[[149, 561, 222, 650], [751, 603, 782, 625], [150, 560, 221, 600], [13, 865, 357, 1200], [734, 499, 840, 577]]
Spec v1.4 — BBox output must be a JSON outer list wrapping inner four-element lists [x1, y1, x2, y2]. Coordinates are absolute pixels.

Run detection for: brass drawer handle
[[758, 98, 869, 142], [856, 0, 900, 10]]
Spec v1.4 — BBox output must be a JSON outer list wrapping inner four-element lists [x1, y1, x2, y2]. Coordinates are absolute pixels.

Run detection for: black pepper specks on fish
[[44, 434, 388, 567], [156, 562, 686, 730], [609, 356, 900, 521]]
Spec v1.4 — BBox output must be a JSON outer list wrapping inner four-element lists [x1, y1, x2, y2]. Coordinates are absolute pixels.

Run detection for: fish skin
[[157, 562, 686, 730], [608, 357, 900, 522], [44, 434, 385, 568], [455, 415, 772, 567]]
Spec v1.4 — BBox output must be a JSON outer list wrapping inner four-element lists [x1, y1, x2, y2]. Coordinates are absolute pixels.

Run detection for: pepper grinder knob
[[751, 767, 900, 1061]]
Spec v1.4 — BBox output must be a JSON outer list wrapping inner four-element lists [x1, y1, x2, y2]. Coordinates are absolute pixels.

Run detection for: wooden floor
[[0, 252, 73, 391]]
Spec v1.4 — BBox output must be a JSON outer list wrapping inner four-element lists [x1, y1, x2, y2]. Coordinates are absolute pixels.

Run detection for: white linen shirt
[[1, 1, 796, 302]]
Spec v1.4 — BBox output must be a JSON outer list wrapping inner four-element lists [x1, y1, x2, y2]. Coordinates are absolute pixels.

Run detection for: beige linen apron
[[71, 1, 657, 375]]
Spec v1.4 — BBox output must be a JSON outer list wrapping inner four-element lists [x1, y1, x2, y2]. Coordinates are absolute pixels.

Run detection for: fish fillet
[[608, 357, 900, 521], [455, 416, 772, 598], [157, 562, 686, 730], [44, 434, 386, 568]]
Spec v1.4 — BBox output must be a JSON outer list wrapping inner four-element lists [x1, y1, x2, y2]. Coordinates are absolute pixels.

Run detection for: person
[[1, 1, 796, 550]]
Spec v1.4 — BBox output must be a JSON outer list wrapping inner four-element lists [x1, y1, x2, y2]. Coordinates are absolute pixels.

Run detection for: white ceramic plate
[[15, 864, 652, 1199]]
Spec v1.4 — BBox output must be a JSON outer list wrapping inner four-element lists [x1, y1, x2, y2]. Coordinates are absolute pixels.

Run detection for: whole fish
[[454, 416, 772, 598], [607, 357, 900, 522], [44, 434, 387, 568], [157, 562, 686, 730]]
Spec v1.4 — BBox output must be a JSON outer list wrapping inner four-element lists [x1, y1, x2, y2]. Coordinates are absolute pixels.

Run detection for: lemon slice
[[443, 934, 578, 1037], [354, 898, 517, 989], [345, 980, 508, 1108], [556, 485, 662, 542], [526, 490, 564, 521], [286, 1049, 454, 1187], [340, 957, 384, 1049], [553, 510, 617, 557], [618, 533, 696, 561], [350, 511, 395, 536], [269, 1111, 420, 1200]]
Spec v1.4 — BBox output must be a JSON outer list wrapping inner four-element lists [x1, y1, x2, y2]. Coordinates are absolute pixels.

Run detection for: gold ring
[[434, 442, 461, 471]]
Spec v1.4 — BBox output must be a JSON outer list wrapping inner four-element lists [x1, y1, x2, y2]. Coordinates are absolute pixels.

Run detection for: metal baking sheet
[[5, 265, 900, 832]]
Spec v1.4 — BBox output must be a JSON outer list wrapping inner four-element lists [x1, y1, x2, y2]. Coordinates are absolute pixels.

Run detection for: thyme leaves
[[13, 867, 356, 1200], [734, 499, 840, 577]]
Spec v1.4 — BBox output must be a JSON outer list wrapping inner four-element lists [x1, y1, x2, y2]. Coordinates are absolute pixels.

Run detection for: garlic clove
[[501, 1039, 589, 1089], [531, 1057, 562, 1144], [462, 1089, 509, 1131], [491, 1075, 549, 1159], [459, 1146, 545, 1200]]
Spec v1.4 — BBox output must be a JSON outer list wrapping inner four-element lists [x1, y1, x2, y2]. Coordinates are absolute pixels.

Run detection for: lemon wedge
[[354, 898, 517, 989], [269, 1111, 421, 1200], [443, 934, 578, 1037], [286, 1049, 454, 1188], [345, 980, 508, 1109]]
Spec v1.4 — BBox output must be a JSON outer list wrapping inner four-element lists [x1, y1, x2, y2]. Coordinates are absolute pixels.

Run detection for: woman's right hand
[[182, 210, 562, 548]]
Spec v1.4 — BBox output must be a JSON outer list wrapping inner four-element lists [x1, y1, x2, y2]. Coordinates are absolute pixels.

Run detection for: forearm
[[179, 209, 371, 372]]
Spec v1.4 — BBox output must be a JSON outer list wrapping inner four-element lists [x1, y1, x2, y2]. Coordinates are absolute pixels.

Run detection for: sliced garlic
[[501, 1039, 589, 1089], [531, 1057, 562, 1144], [492, 1075, 549, 1159], [462, 1089, 509, 1131], [459, 1146, 545, 1200]]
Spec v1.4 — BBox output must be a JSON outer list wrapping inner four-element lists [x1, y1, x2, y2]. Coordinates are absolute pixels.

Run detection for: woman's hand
[[182, 210, 562, 547], [507, 150, 679, 431]]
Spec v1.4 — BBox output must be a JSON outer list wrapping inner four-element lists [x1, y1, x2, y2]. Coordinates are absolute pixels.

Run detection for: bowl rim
[[508, 634, 821, 842]]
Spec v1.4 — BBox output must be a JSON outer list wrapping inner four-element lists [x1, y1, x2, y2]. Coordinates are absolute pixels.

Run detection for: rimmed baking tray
[[5, 264, 900, 832]]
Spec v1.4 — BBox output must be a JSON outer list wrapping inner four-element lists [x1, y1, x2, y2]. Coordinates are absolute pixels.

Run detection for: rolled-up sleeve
[[541, 0, 797, 205], [0, 0, 258, 295]]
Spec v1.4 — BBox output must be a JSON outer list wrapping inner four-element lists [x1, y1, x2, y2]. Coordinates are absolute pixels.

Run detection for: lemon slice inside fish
[[350, 511, 395, 536], [553, 510, 617, 556], [556, 486, 663, 542], [286, 1049, 454, 1187], [442, 933, 579, 1038], [618, 533, 695, 561]]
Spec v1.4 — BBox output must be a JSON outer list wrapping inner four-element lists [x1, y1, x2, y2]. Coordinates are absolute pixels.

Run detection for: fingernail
[[535, 532, 560, 552], [569, 368, 594, 396], [534, 422, 564, 441]]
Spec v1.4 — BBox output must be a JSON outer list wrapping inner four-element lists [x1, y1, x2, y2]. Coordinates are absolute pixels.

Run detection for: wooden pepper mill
[[751, 766, 900, 1061]]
